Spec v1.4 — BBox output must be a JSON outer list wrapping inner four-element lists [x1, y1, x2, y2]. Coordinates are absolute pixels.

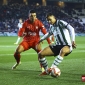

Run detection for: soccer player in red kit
[[12, 9, 51, 71]]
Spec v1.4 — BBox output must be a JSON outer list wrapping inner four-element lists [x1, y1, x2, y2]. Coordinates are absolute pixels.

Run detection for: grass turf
[[0, 36, 85, 85]]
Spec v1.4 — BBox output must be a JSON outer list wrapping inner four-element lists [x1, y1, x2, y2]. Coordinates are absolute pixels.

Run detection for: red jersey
[[18, 19, 50, 44]]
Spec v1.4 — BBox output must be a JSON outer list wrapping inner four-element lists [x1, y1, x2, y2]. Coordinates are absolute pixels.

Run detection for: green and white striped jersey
[[49, 20, 75, 46]]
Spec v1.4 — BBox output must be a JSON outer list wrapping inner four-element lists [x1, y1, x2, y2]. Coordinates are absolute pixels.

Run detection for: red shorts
[[20, 40, 38, 51]]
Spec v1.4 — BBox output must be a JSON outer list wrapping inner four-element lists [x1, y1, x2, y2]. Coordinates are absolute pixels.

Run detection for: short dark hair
[[46, 13, 54, 18], [29, 9, 36, 14]]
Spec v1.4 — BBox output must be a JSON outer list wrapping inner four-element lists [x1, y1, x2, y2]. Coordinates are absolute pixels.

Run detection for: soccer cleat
[[40, 71, 47, 75], [12, 62, 21, 70], [40, 68, 52, 76], [41, 67, 45, 72], [52, 41, 54, 43]]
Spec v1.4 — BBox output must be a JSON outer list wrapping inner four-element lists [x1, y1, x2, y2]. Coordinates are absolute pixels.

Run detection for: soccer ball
[[50, 67, 61, 78]]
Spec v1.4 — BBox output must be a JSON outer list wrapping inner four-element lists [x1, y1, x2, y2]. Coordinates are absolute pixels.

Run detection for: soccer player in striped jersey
[[38, 13, 76, 75]]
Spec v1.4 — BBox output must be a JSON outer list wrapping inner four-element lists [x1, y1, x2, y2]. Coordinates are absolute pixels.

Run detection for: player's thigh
[[16, 45, 24, 53], [39, 46, 54, 56], [36, 42, 42, 51], [16, 41, 30, 53], [60, 46, 70, 55]]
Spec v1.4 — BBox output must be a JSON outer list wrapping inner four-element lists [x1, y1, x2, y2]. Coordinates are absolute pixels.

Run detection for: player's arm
[[39, 32, 51, 43], [66, 24, 76, 48], [61, 20, 76, 48], [60, 20, 75, 41]]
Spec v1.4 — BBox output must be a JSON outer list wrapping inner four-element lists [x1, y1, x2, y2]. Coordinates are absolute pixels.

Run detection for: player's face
[[29, 13, 37, 22], [19, 19, 22, 23], [47, 15, 56, 25]]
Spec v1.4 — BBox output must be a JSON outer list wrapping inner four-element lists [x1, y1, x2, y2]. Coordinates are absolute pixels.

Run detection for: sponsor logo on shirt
[[28, 32, 36, 36]]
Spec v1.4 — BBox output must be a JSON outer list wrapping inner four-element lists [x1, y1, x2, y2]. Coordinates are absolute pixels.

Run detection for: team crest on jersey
[[36, 26, 38, 29]]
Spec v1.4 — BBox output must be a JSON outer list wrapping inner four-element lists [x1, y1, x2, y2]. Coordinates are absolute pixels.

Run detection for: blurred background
[[0, 0, 85, 36]]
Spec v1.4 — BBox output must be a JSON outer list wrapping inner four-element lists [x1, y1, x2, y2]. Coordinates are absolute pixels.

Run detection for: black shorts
[[49, 44, 72, 56]]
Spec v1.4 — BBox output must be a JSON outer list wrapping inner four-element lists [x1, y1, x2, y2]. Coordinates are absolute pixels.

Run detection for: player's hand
[[22, 32, 27, 37], [38, 40, 43, 44], [41, 41, 43, 44], [72, 41, 76, 49]]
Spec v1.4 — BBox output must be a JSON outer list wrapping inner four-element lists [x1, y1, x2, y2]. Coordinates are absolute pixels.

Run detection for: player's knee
[[14, 53, 16, 57], [38, 52, 43, 59], [14, 52, 19, 57], [38, 52, 42, 58], [60, 47, 70, 54], [61, 50, 67, 54]]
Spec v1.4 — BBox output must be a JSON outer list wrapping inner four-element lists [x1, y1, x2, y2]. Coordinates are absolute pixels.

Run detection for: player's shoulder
[[24, 19, 29, 22], [23, 19, 30, 25], [58, 20, 67, 25], [36, 19, 44, 27], [36, 19, 42, 23], [58, 20, 69, 29]]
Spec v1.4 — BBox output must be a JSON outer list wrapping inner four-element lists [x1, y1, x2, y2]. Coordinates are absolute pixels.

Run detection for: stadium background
[[0, 0, 85, 36]]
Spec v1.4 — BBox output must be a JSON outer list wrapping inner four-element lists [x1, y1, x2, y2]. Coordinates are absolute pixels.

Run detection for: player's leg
[[12, 41, 29, 69], [38, 46, 54, 74], [14, 36, 20, 44], [51, 46, 71, 68], [34, 42, 45, 72], [12, 45, 24, 69]]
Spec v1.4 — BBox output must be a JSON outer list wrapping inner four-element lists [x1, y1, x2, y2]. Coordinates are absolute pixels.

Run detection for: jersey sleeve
[[61, 20, 75, 42], [66, 24, 75, 42]]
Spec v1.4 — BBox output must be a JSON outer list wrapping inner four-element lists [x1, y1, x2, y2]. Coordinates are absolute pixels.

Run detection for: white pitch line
[[0, 46, 16, 47], [0, 53, 37, 56], [73, 50, 85, 52], [0, 50, 85, 56]]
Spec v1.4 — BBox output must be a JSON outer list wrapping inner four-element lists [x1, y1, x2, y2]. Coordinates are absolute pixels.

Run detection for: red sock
[[14, 52, 21, 64]]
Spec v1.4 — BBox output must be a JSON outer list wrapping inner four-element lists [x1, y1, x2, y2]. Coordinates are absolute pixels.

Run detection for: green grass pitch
[[0, 36, 85, 85]]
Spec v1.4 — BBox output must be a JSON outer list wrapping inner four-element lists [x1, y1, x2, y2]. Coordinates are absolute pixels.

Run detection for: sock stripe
[[53, 63, 57, 66], [40, 59, 46, 62], [42, 62, 48, 66], [39, 58, 46, 62], [42, 64, 47, 67], [55, 58, 62, 63], [55, 59, 60, 63], [52, 55, 63, 67], [57, 57, 62, 61], [39, 58, 48, 70]]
